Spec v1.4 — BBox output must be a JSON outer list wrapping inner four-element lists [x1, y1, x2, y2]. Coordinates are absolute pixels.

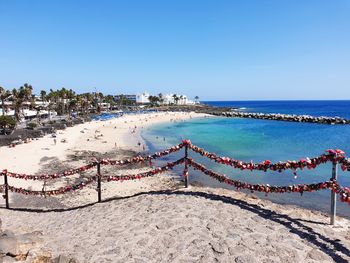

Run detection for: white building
[[135, 91, 196, 105], [136, 92, 150, 104], [4, 109, 57, 121], [97, 102, 111, 111], [162, 94, 195, 105]]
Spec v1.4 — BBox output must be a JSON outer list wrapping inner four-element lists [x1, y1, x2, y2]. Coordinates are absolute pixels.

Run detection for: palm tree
[[148, 96, 159, 106], [58, 87, 67, 115], [68, 99, 78, 116], [96, 92, 104, 112], [22, 83, 33, 111], [39, 90, 49, 119], [82, 98, 90, 115], [66, 89, 76, 117], [104, 95, 115, 110], [172, 94, 179, 105], [31, 94, 41, 121], [158, 93, 164, 105], [40, 90, 47, 109], [75, 95, 82, 114], [0, 86, 11, 116], [118, 94, 126, 106], [48, 89, 59, 118], [40, 90, 47, 103], [12, 84, 33, 121], [82, 93, 94, 114]]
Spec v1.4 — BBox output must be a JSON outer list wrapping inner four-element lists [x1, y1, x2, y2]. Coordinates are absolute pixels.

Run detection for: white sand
[[0, 112, 206, 193], [1, 112, 350, 262]]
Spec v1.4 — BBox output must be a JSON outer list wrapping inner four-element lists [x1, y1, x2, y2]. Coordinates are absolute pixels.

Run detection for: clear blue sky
[[1, 0, 349, 100]]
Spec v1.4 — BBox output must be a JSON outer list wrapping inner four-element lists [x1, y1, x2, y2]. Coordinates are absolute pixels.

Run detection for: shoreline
[[1, 111, 349, 214], [0, 111, 208, 203]]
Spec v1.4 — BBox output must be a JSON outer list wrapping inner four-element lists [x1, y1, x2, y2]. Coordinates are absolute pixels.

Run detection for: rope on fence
[[0, 158, 186, 196], [2, 142, 186, 181], [3, 163, 98, 180], [333, 185, 350, 205], [3, 177, 97, 196], [187, 158, 350, 204], [103, 158, 186, 181], [188, 143, 347, 173], [1, 139, 349, 227], [99, 142, 185, 165], [1, 140, 350, 203], [2, 140, 350, 181]]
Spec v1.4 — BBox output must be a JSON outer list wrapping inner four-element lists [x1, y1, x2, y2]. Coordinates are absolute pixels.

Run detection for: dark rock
[[211, 111, 350, 125]]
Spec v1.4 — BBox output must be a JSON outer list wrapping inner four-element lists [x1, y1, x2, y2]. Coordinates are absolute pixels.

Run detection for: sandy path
[[1, 186, 350, 263]]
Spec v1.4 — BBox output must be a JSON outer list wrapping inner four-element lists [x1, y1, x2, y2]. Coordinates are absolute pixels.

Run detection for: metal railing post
[[97, 162, 102, 203], [330, 161, 338, 225], [2, 170, 9, 209], [184, 145, 189, 188]]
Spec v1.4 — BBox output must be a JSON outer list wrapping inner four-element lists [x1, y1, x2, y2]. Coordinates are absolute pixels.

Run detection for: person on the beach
[[54, 138, 57, 145]]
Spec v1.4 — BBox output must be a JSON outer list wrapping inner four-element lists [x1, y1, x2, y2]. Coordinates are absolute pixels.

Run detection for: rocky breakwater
[[210, 111, 350, 125]]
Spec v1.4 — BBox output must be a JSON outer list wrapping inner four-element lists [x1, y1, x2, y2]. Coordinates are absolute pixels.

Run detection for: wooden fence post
[[330, 161, 338, 225], [2, 171, 9, 209], [184, 145, 189, 188], [97, 162, 102, 203]]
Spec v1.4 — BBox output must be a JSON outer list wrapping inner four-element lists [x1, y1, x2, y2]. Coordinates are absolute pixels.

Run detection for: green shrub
[[27, 122, 37, 129], [0, 115, 16, 130]]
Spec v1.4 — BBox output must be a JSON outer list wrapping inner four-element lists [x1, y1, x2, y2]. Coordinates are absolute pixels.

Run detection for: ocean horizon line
[[202, 99, 350, 102]]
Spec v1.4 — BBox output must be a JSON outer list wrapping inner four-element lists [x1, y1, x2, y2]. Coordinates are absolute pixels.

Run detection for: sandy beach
[[0, 112, 204, 193], [1, 112, 350, 262]]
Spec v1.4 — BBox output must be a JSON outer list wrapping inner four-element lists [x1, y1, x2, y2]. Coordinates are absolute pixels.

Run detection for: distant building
[[97, 102, 111, 111], [33, 95, 50, 108], [162, 94, 195, 105], [114, 94, 136, 102], [136, 92, 150, 104], [135, 91, 196, 105], [4, 109, 55, 121]]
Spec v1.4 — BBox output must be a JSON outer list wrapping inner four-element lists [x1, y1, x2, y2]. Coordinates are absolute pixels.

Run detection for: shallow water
[[142, 102, 350, 218]]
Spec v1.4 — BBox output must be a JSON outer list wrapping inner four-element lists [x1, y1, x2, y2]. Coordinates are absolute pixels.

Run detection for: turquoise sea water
[[142, 101, 350, 218]]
